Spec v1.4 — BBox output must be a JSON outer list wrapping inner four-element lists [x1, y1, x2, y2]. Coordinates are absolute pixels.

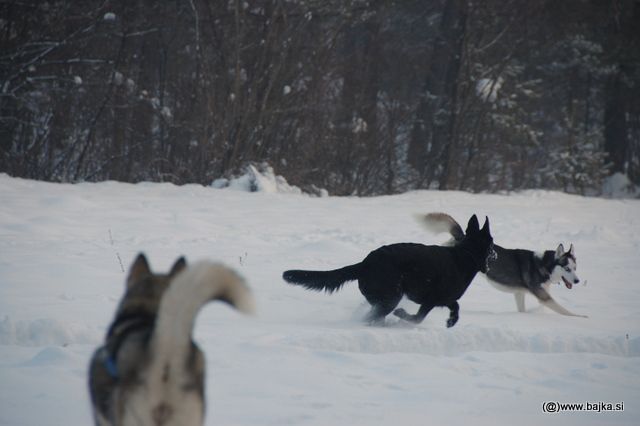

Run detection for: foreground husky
[[420, 212, 586, 317], [283, 215, 494, 327], [89, 254, 254, 426]]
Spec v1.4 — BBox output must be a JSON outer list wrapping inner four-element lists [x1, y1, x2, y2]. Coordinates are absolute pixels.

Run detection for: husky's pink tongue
[[563, 277, 573, 289]]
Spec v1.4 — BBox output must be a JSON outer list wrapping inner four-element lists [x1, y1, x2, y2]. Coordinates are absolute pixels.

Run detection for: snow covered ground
[[0, 173, 638, 425]]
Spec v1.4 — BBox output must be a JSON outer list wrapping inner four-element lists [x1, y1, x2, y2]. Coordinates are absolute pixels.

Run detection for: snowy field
[[0, 173, 639, 426]]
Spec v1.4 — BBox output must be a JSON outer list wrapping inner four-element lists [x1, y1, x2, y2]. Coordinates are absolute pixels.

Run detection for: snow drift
[[0, 174, 638, 425]]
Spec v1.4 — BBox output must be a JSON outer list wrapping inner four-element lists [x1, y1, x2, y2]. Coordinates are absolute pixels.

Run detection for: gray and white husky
[[88, 254, 255, 426], [419, 213, 586, 318]]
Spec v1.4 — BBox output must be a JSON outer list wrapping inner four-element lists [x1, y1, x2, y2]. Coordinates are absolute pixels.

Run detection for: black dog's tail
[[283, 263, 363, 294], [416, 212, 465, 242]]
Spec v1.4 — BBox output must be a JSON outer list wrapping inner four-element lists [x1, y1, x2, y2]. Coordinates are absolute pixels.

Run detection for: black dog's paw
[[446, 317, 459, 328], [394, 308, 419, 323], [393, 308, 408, 320]]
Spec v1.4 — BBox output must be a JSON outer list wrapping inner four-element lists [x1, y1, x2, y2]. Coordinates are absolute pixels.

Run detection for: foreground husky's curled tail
[[418, 212, 586, 318], [89, 254, 254, 426], [155, 261, 255, 346]]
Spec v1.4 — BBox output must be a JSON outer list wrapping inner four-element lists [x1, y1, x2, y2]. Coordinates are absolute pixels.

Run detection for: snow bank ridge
[[0, 316, 95, 347], [283, 326, 639, 358]]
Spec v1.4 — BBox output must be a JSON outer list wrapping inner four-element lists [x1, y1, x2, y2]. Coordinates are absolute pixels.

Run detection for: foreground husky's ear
[[569, 243, 575, 257], [481, 216, 490, 234], [169, 256, 187, 277], [555, 243, 565, 259], [127, 253, 151, 288], [466, 214, 480, 234]]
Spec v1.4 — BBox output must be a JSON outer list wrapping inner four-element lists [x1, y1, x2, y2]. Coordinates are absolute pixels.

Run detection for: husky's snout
[[562, 276, 579, 289]]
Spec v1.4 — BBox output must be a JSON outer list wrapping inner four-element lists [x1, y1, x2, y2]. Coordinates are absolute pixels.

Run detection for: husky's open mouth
[[562, 276, 573, 289]]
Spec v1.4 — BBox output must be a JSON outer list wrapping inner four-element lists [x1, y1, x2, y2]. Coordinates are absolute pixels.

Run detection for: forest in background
[[1, 0, 639, 196]]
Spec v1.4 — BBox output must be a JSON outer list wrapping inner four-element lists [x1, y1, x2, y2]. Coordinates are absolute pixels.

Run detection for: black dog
[[283, 215, 494, 327]]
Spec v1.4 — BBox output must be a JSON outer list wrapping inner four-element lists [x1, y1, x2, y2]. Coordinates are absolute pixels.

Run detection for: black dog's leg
[[393, 308, 413, 322], [366, 299, 402, 325], [446, 301, 459, 328], [393, 304, 434, 324], [366, 305, 390, 325]]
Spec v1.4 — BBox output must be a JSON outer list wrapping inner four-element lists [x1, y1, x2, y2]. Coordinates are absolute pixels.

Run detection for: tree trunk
[[408, 0, 468, 189], [604, 70, 629, 174]]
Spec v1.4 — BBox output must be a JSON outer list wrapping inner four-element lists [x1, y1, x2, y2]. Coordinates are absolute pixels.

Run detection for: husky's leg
[[393, 303, 435, 324], [446, 301, 459, 328], [541, 298, 588, 318], [515, 292, 526, 312], [531, 287, 587, 318]]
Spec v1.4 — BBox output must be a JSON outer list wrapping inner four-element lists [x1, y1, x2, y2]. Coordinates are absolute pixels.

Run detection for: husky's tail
[[416, 212, 465, 242], [283, 263, 363, 294], [152, 261, 255, 356]]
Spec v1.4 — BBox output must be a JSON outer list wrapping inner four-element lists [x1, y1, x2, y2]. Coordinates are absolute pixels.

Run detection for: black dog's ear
[[555, 243, 565, 259], [481, 216, 490, 234], [169, 256, 187, 277], [466, 214, 480, 234], [127, 253, 151, 288]]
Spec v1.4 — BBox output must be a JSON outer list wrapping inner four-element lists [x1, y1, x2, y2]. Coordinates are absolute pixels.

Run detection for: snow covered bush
[[211, 163, 328, 196], [601, 173, 639, 198]]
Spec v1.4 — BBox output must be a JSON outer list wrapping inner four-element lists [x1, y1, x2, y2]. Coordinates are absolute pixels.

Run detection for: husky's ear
[[569, 243, 575, 257], [555, 243, 565, 259], [127, 253, 151, 288], [466, 214, 480, 234], [481, 216, 490, 234], [169, 256, 187, 277]]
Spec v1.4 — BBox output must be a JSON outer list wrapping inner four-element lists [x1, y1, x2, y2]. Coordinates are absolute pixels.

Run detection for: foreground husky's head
[[463, 215, 495, 273], [114, 254, 187, 322], [548, 243, 580, 289]]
